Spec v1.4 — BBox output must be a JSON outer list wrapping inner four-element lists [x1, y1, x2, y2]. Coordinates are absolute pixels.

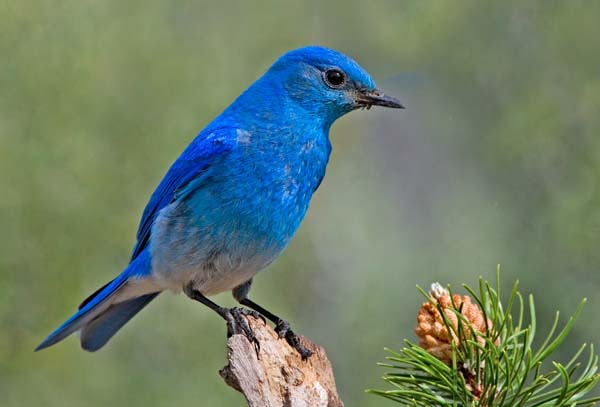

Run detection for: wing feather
[[130, 128, 237, 260]]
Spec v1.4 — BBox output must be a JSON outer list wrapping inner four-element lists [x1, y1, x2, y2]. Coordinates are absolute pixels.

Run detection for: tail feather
[[80, 292, 159, 351], [35, 249, 154, 351], [79, 278, 115, 310]]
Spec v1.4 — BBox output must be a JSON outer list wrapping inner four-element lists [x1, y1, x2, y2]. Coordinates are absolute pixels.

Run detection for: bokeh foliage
[[1, 1, 598, 405]]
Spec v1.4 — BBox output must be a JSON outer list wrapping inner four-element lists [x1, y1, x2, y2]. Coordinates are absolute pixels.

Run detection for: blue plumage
[[36, 248, 153, 350], [36, 46, 403, 353]]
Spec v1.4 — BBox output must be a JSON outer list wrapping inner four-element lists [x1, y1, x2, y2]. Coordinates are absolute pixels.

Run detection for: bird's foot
[[226, 307, 264, 356], [275, 319, 313, 360]]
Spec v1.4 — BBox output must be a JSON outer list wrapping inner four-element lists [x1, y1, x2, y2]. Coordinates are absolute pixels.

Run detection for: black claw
[[227, 308, 262, 356], [247, 309, 267, 325], [234, 297, 312, 359], [183, 288, 263, 356], [274, 319, 291, 339], [275, 320, 313, 360]]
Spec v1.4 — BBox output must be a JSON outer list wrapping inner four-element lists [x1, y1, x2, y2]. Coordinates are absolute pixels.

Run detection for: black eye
[[324, 69, 346, 88]]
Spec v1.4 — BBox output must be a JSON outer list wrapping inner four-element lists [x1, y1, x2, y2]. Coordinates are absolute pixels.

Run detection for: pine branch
[[368, 272, 600, 407]]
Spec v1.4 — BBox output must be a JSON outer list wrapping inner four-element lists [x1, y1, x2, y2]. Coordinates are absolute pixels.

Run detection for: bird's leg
[[184, 283, 262, 354], [233, 280, 313, 359]]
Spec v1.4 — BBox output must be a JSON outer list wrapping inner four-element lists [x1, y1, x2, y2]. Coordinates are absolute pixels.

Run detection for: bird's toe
[[228, 307, 261, 356], [275, 319, 313, 360]]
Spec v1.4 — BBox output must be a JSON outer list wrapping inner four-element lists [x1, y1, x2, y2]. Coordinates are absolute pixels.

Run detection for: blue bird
[[36, 46, 403, 358]]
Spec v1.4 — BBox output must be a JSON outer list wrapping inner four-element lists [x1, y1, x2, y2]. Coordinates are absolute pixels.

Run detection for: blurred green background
[[1, 0, 599, 405]]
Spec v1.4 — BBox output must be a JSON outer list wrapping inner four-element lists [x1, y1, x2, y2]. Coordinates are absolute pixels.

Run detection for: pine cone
[[415, 283, 492, 364]]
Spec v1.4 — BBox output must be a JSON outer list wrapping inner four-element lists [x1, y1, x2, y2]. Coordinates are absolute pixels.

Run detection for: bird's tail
[[35, 249, 159, 352]]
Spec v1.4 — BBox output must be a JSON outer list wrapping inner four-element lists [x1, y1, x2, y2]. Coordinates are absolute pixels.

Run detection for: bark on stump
[[219, 316, 344, 407]]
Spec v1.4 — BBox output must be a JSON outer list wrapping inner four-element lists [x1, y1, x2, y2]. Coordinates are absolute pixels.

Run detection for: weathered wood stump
[[219, 316, 344, 407]]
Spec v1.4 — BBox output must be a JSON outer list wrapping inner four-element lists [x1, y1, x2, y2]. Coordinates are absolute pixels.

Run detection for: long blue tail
[[35, 249, 158, 352], [79, 293, 159, 351]]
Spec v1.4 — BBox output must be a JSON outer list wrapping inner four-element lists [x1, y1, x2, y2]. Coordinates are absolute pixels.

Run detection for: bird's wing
[[130, 128, 237, 261]]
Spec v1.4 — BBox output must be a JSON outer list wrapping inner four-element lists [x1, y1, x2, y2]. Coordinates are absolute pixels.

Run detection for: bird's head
[[264, 46, 404, 125]]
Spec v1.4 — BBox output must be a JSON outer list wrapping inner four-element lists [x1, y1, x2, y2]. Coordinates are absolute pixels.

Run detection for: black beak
[[356, 89, 405, 109]]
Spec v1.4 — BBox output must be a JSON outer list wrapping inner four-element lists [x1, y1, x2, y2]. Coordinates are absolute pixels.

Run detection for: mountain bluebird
[[36, 46, 403, 358]]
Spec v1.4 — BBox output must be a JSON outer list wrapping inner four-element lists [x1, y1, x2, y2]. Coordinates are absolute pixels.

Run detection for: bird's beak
[[355, 89, 405, 109]]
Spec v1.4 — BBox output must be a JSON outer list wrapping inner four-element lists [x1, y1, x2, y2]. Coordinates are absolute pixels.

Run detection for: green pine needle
[[367, 272, 600, 406]]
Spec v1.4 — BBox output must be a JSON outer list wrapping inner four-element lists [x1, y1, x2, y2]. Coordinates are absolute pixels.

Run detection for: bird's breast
[[149, 130, 331, 293], [245, 137, 328, 236], [202, 132, 331, 249]]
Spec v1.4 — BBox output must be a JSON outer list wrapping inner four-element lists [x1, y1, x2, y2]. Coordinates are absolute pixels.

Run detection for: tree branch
[[219, 316, 344, 407]]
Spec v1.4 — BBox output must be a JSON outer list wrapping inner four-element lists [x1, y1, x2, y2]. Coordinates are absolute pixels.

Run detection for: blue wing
[[130, 128, 237, 260], [36, 129, 238, 352]]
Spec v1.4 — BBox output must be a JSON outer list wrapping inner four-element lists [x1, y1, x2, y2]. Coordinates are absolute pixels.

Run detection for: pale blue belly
[[148, 178, 310, 294]]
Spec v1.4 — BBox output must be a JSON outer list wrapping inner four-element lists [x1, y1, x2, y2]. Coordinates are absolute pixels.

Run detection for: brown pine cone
[[415, 283, 492, 364]]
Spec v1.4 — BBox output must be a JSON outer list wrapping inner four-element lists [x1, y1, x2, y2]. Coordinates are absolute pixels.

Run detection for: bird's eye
[[324, 69, 346, 88]]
